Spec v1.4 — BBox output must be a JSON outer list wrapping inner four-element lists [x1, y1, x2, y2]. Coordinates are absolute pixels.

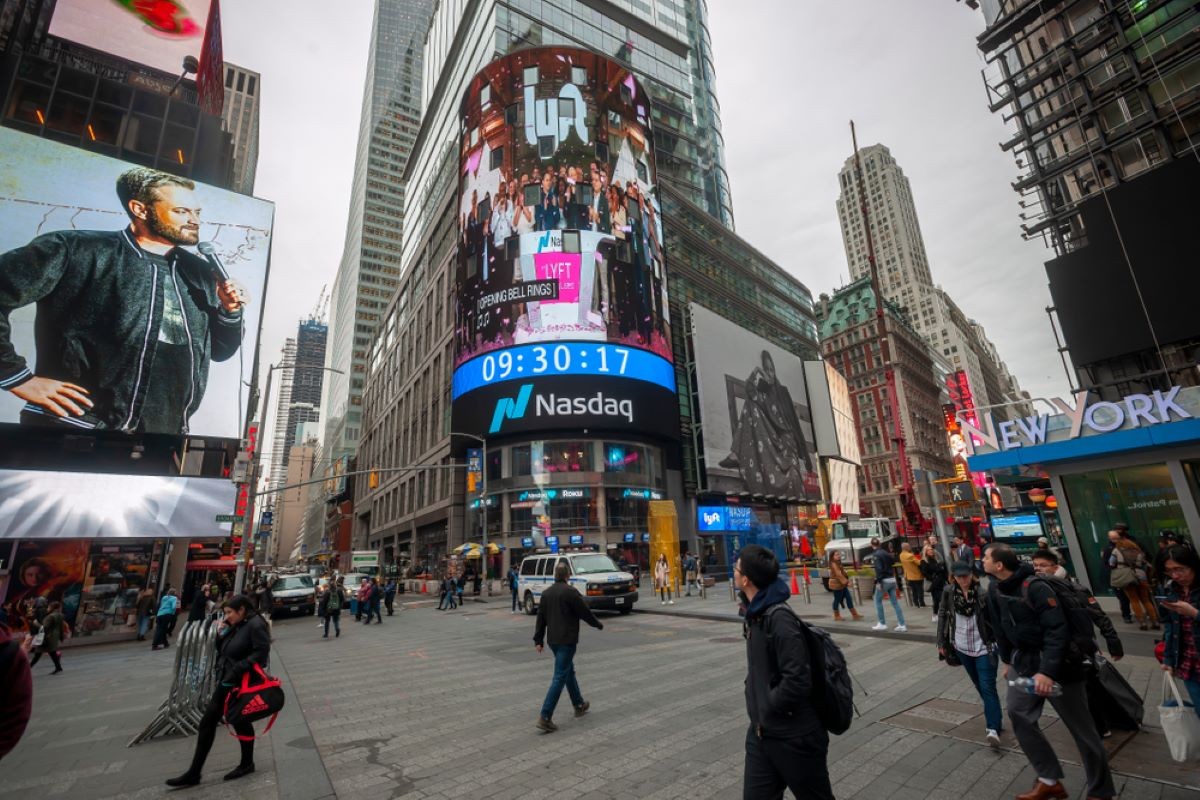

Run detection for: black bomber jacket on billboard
[[0, 228, 243, 433]]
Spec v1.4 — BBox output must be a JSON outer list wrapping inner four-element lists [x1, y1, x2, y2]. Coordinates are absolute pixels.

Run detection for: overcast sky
[[223, 0, 1071, 444]]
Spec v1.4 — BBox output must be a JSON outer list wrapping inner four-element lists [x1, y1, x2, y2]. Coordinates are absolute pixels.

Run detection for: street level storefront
[[965, 385, 1200, 593]]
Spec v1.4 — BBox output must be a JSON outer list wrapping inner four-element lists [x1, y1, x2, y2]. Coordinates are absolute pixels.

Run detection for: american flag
[[196, 0, 224, 116]]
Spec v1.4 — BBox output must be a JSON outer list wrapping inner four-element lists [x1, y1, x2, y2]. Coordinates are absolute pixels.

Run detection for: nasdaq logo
[[489, 384, 534, 434]]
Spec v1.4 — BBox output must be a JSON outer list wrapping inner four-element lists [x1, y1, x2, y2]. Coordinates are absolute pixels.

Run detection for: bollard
[[130, 619, 219, 746]]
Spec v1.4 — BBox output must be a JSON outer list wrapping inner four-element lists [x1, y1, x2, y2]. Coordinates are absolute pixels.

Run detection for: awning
[[185, 559, 245, 571]]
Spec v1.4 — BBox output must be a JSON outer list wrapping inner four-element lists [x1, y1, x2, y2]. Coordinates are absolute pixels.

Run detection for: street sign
[[261, 511, 273, 525], [216, 514, 245, 523]]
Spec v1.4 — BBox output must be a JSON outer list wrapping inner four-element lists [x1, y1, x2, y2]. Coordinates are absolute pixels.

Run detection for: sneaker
[[668, 600, 675, 605], [986, 729, 1000, 748], [871, 623, 888, 631], [536, 716, 558, 733], [574, 701, 590, 717], [894, 624, 908, 632], [661, 601, 666, 605], [932, 615, 938, 623]]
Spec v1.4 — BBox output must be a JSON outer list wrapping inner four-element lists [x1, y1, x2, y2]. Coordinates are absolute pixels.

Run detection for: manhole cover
[[709, 637, 742, 643]]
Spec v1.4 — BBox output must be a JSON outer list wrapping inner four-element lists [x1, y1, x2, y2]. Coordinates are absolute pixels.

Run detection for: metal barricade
[[129, 619, 219, 746]]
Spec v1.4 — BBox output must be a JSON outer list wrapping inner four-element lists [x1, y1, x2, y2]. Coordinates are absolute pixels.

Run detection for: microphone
[[196, 242, 229, 282]]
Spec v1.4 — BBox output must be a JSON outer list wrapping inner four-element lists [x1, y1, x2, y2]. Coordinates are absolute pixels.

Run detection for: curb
[[633, 606, 939, 644]]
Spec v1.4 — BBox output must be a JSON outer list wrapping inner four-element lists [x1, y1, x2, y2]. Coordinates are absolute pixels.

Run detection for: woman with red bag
[[167, 595, 271, 787]]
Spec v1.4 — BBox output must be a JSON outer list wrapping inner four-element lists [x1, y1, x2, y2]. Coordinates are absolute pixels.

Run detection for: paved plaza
[[1, 598, 1196, 800]]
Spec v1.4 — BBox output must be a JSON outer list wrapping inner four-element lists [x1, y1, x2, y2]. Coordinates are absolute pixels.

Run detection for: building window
[[236, 72, 245, 92], [247, 75, 256, 96]]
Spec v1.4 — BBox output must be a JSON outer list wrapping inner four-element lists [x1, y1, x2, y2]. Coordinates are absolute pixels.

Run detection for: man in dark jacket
[[984, 544, 1114, 800], [735, 544, 831, 800], [0, 167, 245, 434], [0, 622, 33, 760], [870, 538, 906, 633], [533, 561, 603, 732], [186, 584, 210, 625]]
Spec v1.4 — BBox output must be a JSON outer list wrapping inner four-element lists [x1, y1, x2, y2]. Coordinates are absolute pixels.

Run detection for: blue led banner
[[452, 341, 676, 400]]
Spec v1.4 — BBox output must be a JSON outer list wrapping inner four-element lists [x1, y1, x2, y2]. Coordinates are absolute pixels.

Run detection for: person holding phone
[[1160, 544, 1200, 717]]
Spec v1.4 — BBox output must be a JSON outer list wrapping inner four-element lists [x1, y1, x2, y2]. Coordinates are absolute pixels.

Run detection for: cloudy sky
[[224, 0, 1072, 442]]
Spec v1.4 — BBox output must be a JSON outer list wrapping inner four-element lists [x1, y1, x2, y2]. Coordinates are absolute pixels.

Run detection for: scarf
[[952, 582, 979, 618]]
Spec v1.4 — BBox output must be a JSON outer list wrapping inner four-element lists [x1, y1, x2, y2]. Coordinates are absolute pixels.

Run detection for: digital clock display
[[452, 341, 675, 400]]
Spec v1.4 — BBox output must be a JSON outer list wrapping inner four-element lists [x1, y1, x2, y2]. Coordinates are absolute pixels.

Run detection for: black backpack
[[1018, 575, 1100, 660], [766, 605, 855, 735]]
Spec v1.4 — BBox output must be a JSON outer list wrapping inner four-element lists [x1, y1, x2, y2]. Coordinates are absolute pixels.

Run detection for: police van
[[517, 551, 637, 615]]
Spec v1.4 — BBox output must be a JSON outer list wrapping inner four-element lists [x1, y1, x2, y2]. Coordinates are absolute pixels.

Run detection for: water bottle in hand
[[1008, 676, 1063, 696]]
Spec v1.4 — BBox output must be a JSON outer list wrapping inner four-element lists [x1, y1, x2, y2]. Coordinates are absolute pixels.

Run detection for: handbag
[[31, 629, 45, 647], [223, 663, 286, 740], [1159, 672, 1200, 762]]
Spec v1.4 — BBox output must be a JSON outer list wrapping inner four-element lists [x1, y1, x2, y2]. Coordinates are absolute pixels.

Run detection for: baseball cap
[[951, 561, 973, 576]]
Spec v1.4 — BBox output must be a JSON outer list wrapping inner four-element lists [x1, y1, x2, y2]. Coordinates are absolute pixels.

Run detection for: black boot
[[223, 763, 255, 781], [165, 773, 201, 787]]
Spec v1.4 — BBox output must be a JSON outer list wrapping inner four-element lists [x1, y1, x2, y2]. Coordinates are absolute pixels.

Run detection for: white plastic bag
[[1160, 673, 1200, 762]]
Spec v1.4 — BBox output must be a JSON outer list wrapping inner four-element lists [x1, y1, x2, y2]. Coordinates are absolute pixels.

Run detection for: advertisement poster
[[0, 128, 274, 438], [48, 0, 214, 77], [3, 539, 89, 632], [0, 468, 237, 540], [690, 304, 820, 501], [76, 541, 156, 639]]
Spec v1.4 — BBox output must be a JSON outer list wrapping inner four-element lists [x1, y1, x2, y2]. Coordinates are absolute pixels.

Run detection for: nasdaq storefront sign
[[450, 47, 677, 440]]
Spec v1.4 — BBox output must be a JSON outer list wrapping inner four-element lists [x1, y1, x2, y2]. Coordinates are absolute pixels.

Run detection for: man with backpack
[[735, 544, 834, 800], [984, 543, 1115, 800]]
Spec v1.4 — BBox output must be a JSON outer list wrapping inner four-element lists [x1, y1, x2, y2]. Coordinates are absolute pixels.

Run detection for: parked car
[[270, 574, 316, 617], [517, 552, 637, 616]]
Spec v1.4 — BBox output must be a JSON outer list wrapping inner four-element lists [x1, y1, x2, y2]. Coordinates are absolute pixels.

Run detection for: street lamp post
[[234, 361, 344, 594], [449, 430, 489, 595]]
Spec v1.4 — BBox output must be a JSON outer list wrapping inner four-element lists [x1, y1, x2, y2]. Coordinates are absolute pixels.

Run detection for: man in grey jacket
[[0, 167, 245, 434]]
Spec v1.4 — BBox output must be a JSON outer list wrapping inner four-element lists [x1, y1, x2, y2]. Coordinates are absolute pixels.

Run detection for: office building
[[266, 337, 297, 493], [320, 0, 436, 463], [358, 32, 825, 575], [221, 62, 259, 195], [265, 318, 328, 496], [816, 279, 953, 519], [962, 0, 1200, 399], [835, 142, 1028, 418]]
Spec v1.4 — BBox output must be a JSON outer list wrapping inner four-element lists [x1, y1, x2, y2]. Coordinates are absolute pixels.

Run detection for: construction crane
[[849, 121, 926, 537], [309, 283, 328, 325]]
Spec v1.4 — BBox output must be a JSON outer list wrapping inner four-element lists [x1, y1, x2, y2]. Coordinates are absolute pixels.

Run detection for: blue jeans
[[874, 581, 906, 626], [959, 650, 1003, 732], [324, 609, 341, 636], [138, 614, 152, 638], [832, 587, 854, 613], [540, 643, 584, 719], [1184, 678, 1200, 719]]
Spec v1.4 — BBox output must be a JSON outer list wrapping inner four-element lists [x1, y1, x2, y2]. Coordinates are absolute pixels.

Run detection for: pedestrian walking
[[937, 561, 1002, 747], [826, 551, 861, 621], [697, 559, 708, 598], [735, 544, 833, 800], [920, 544, 948, 620], [355, 577, 370, 620], [1099, 537, 1135, 623], [869, 538, 906, 632], [253, 581, 274, 621], [187, 584, 209, 626], [384, 578, 397, 616], [654, 553, 673, 605], [1160, 544, 1200, 716], [0, 619, 33, 759], [684, 553, 697, 597], [322, 577, 345, 638], [166, 595, 271, 787], [438, 575, 458, 610], [1107, 529, 1160, 630], [507, 566, 520, 613], [152, 589, 178, 650], [456, 572, 466, 607], [899, 542, 925, 608], [364, 578, 383, 624], [533, 561, 603, 732], [984, 544, 1115, 800], [135, 587, 156, 641], [952, 535, 973, 568], [29, 600, 67, 673]]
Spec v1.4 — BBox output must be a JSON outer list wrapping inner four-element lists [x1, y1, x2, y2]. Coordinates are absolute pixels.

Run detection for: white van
[[517, 552, 637, 616]]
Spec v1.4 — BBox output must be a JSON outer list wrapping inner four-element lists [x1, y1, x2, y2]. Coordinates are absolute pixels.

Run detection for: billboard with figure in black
[[451, 47, 676, 440], [0, 128, 273, 438], [690, 304, 820, 501]]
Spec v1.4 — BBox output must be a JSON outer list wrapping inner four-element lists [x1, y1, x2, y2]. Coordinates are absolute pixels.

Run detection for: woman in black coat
[[167, 595, 271, 787]]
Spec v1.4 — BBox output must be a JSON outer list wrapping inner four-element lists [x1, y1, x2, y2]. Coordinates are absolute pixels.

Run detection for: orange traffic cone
[[790, 568, 800, 594], [421, 581, 428, 594]]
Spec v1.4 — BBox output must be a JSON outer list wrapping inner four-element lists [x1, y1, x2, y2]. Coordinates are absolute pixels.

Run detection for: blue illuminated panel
[[452, 341, 676, 400]]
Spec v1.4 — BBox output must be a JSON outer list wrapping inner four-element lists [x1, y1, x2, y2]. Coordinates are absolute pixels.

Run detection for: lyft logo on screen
[[524, 83, 588, 153]]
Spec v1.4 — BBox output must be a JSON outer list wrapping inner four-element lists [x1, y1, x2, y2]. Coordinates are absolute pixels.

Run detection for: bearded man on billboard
[[0, 168, 245, 434]]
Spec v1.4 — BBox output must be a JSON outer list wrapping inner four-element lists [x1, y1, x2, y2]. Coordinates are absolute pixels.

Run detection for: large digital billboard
[[690, 304, 821, 501], [0, 468, 236, 540], [0, 128, 273, 438], [450, 47, 676, 440], [49, 0, 213, 76]]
